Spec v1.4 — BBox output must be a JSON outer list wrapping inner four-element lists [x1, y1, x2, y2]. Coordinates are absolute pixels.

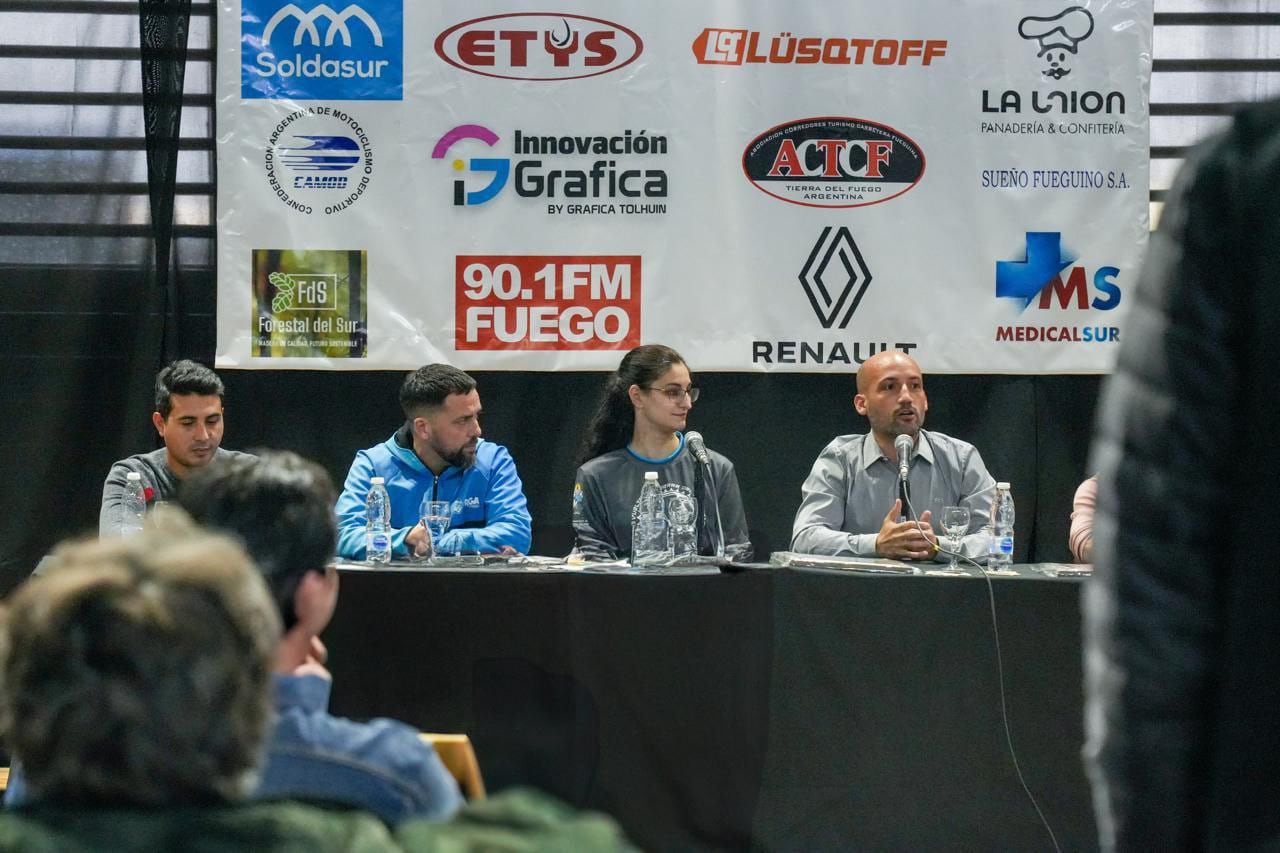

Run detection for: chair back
[[419, 733, 486, 800]]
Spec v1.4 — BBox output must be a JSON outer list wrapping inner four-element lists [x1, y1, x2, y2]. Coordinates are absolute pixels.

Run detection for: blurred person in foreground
[[0, 518, 397, 851], [177, 450, 463, 824], [1084, 101, 1280, 850]]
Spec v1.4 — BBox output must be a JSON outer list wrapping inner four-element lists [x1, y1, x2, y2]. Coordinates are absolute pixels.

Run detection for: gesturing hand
[[875, 500, 939, 560]]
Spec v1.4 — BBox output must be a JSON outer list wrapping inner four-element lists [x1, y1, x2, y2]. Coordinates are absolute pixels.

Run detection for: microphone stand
[[694, 457, 725, 558]]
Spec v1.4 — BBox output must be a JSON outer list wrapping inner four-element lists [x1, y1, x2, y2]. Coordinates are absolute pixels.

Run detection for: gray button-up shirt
[[790, 429, 997, 559]]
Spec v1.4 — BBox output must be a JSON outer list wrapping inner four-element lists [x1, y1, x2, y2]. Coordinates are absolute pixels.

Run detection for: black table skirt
[[325, 565, 1094, 852]]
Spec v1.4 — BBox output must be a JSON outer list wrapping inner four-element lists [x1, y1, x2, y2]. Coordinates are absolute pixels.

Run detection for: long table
[[325, 563, 1095, 851]]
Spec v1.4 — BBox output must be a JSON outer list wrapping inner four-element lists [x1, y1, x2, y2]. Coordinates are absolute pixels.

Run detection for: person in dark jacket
[[178, 451, 463, 824], [1085, 99, 1280, 851], [0, 518, 398, 851]]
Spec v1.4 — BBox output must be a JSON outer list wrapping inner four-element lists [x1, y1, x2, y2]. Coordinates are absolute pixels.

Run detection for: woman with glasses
[[571, 344, 752, 562]]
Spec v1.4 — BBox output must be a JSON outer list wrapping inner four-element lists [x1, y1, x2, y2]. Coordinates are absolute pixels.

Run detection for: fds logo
[[267, 271, 339, 312], [996, 232, 1120, 312], [242, 0, 403, 100]]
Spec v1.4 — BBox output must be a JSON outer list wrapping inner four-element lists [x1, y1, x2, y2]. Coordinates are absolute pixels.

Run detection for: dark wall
[[0, 265, 1101, 594], [0, 266, 170, 592]]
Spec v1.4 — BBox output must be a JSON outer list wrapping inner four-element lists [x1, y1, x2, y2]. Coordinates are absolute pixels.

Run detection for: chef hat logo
[[1018, 6, 1095, 56]]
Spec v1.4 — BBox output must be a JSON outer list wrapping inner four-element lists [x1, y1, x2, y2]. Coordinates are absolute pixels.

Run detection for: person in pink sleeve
[[1070, 475, 1097, 563]]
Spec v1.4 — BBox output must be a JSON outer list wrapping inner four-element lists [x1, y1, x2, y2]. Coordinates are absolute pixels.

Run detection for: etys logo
[[435, 13, 642, 81], [242, 0, 403, 100], [1018, 7, 1094, 80]]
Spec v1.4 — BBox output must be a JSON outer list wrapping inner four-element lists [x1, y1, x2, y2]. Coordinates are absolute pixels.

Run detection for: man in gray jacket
[[790, 350, 994, 560], [98, 360, 251, 536]]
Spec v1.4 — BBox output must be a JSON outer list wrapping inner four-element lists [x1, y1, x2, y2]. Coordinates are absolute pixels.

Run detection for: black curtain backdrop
[[0, 262, 1102, 593]]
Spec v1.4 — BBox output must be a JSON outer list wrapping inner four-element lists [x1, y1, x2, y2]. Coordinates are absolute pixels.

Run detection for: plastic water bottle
[[631, 471, 670, 569], [365, 476, 392, 564], [989, 482, 1015, 570], [120, 472, 146, 537]]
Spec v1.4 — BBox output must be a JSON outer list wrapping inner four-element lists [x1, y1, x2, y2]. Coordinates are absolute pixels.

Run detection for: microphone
[[895, 433, 913, 480], [686, 431, 711, 465]]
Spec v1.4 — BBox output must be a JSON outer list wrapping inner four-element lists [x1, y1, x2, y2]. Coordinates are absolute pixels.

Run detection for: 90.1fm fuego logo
[[455, 255, 640, 351]]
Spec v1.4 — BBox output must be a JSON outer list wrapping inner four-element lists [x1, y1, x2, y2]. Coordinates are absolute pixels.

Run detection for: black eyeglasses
[[644, 385, 700, 403]]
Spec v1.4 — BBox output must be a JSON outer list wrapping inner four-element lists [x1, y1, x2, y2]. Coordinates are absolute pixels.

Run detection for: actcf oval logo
[[742, 117, 926, 208], [435, 13, 643, 81]]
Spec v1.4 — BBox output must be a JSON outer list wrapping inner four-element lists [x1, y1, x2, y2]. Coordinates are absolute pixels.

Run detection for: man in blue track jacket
[[335, 364, 532, 559]]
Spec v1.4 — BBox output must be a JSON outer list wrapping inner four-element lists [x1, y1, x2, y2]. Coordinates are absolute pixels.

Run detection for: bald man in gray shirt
[[790, 351, 995, 561]]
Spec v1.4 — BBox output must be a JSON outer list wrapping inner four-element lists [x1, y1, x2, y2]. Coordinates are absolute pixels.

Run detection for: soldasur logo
[[242, 0, 403, 100], [262, 3, 383, 46]]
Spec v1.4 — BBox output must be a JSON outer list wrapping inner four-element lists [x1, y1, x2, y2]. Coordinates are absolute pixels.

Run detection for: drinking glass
[[420, 499, 453, 563], [941, 506, 971, 572], [666, 491, 698, 560]]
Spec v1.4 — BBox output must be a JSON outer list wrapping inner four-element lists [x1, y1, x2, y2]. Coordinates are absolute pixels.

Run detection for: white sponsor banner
[[216, 1, 1151, 372]]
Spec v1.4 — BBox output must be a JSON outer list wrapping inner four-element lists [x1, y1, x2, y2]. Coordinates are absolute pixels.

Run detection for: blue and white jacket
[[335, 429, 532, 558]]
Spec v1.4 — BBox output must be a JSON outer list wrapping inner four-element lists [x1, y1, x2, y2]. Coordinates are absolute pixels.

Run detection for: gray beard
[[440, 445, 476, 470]]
